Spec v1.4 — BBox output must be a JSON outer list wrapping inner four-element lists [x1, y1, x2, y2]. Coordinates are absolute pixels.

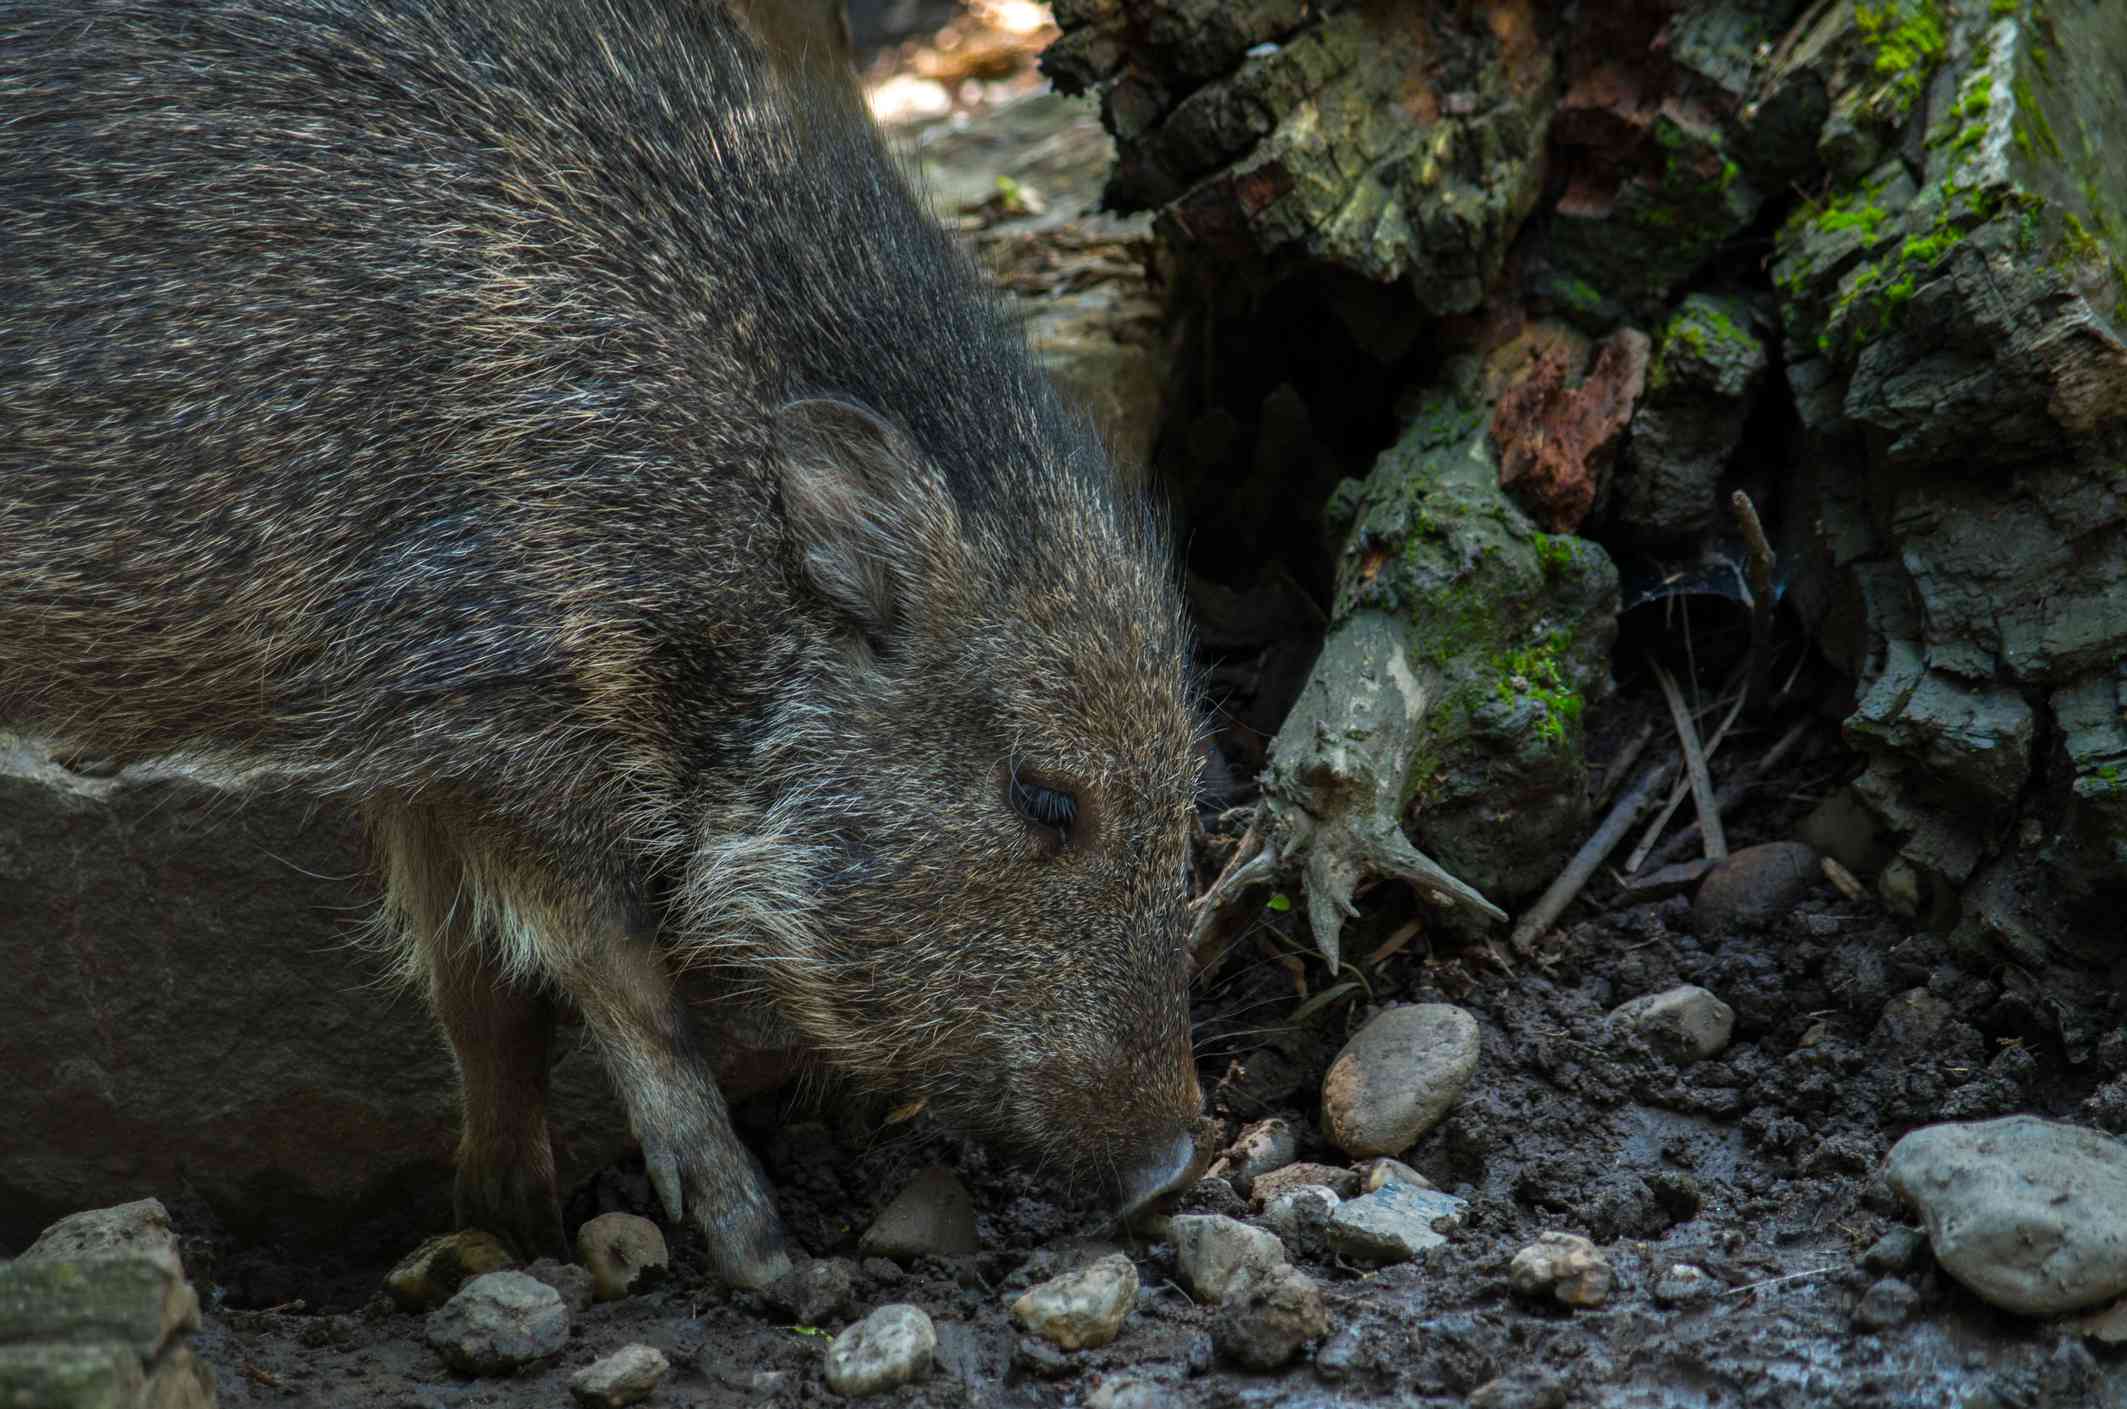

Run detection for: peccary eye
[[1009, 774, 1077, 837]]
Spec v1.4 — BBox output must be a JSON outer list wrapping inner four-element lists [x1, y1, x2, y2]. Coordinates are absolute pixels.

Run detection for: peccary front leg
[[560, 929, 794, 1290]]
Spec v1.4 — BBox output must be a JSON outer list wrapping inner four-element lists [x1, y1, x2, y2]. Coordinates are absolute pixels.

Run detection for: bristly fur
[[1, 0, 1205, 1277]]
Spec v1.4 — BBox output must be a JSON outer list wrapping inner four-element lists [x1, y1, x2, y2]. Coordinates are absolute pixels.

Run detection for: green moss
[[1492, 633, 1585, 750], [1549, 273, 1608, 320], [1899, 231, 1956, 264], [2013, 76, 2062, 160], [1855, 0, 1948, 118], [1990, 0, 2019, 15], [1533, 534, 1581, 580]]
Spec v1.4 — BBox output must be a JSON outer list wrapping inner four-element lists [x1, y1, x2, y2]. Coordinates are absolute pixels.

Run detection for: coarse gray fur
[[0, 0, 1206, 1287]]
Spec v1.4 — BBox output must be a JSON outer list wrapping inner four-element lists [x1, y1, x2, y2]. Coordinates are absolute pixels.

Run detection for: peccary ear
[[773, 396, 944, 643]]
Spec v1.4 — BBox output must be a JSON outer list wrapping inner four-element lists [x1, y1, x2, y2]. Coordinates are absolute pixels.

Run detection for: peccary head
[[683, 396, 1205, 1211]]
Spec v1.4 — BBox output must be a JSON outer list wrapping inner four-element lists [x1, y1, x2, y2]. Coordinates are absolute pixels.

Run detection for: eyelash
[[1009, 772, 1077, 835]]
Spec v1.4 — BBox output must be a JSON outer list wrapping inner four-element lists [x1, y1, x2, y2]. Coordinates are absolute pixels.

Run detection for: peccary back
[[1, 0, 1205, 1286]]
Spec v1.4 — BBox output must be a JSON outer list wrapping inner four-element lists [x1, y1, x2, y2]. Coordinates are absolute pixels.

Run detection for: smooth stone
[[1249, 1162, 1360, 1208], [385, 1231, 518, 1312], [1609, 984, 1736, 1062], [1169, 1215, 1287, 1304], [425, 1270, 569, 1375], [576, 1214, 668, 1302], [1887, 1115, 2127, 1314], [1321, 1005, 1481, 1158], [1212, 1264, 1328, 1370], [858, 1167, 980, 1262], [1325, 1184, 1466, 1264], [1651, 1263, 1717, 1307], [825, 1304, 936, 1397], [1854, 1277, 1918, 1330], [1861, 1226, 1928, 1275], [1358, 1157, 1434, 1194], [1087, 1375, 1184, 1409], [1215, 1119, 1298, 1195], [1691, 841, 1818, 931], [570, 1343, 671, 1408], [524, 1257, 595, 1314], [1009, 1252, 1138, 1350], [1507, 1233, 1613, 1308]]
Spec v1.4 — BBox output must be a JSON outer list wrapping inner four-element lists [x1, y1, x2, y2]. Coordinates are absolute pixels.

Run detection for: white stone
[[1609, 984, 1735, 1062], [570, 1343, 670, 1407], [425, 1270, 569, 1374], [1009, 1252, 1138, 1349], [1169, 1215, 1287, 1304], [1507, 1232, 1612, 1308], [825, 1303, 935, 1396]]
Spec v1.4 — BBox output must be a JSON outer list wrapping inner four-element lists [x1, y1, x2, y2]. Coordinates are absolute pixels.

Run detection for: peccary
[[0, 0, 1205, 1288]]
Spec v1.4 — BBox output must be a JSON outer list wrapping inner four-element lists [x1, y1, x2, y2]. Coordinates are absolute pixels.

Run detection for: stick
[[1732, 489, 1778, 715], [1643, 715, 1815, 869], [1592, 720, 1656, 812], [1623, 684, 1748, 874], [1511, 756, 1677, 949], [1651, 659, 1727, 861]]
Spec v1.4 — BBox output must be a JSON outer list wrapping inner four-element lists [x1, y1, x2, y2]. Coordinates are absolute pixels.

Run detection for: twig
[[1510, 756, 1678, 949], [1732, 489, 1778, 715], [1721, 1266, 1834, 1297], [1624, 684, 1748, 873], [1651, 658, 1728, 861], [1643, 714, 1815, 870], [1592, 720, 1656, 811]]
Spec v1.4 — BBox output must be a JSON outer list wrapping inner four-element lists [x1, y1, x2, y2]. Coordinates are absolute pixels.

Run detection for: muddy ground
[[163, 683, 2125, 1408]]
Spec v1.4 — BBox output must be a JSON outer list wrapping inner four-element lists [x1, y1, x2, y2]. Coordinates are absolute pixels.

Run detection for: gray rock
[[858, 1167, 980, 1262], [1321, 1004, 1481, 1158], [1259, 1186, 1340, 1244], [1468, 1374, 1569, 1409], [1854, 1277, 1918, 1331], [1312, 1323, 1365, 1381], [384, 1231, 518, 1312], [1357, 1157, 1434, 1194], [524, 1257, 596, 1314], [764, 1258, 853, 1326], [576, 1214, 668, 1302], [1325, 1184, 1467, 1264], [1609, 984, 1735, 1063], [1087, 1375, 1182, 1409], [1861, 1226, 1928, 1275], [1691, 842, 1819, 932], [0, 1252, 199, 1359], [824, 1304, 935, 1397], [1651, 1263, 1717, 1307], [1212, 1264, 1328, 1371], [1887, 1116, 2127, 1314], [18, 1200, 179, 1266], [424, 1270, 569, 1375], [1212, 1119, 1298, 1195], [1009, 1252, 1138, 1350], [1169, 1215, 1287, 1304], [1507, 1233, 1613, 1308], [0, 1343, 144, 1409], [1614, 293, 1768, 545], [1248, 1162, 1360, 1208], [570, 1343, 670, 1408]]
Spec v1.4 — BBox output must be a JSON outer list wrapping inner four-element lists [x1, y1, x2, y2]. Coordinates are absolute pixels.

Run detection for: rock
[[1507, 1233, 1613, 1308], [1259, 1186, 1340, 1244], [1169, 1215, 1287, 1304], [1325, 1184, 1467, 1265], [1210, 1118, 1298, 1195], [824, 1304, 935, 1397], [1312, 1323, 1364, 1381], [857, 1167, 980, 1262], [1321, 1004, 1482, 1158], [0, 738, 639, 1252], [1651, 1263, 1717, 1307], [764, 1258, 854, 1326], [1613, 293, 1768, 545], [2067, 1297, 2127, 1345], [0, 1252, 199, 1358], [1854, 1277, 1918, 1331], [1691, 842, 1819, 932], [524, 1257, 595, 1314], [1887, 1116, 2127, 1315], [0, 1343, 145, 1409], [1248, 1162, 1359, 1208], [1468, 1374, 1570, 1409], [570, 1343, 670, 1408], [1861, 1226, 1928, 1276], [1609, 984, 1736, 1063], [576, 1214, 668, 1302], [18, 1200, 180, 1266], [1008, 1252, 1138, 1350], [1212, 1264, 1328, 1371], [384, 1231, 519, 1312], [424, 1270, 570, 1375], [1087, 1375, 1182, 1409], [1357, 1158, 1433, 1194]]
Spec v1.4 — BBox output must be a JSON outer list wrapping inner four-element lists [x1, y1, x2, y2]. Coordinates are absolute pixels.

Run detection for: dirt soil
[[168, 690, 2124, 1408]]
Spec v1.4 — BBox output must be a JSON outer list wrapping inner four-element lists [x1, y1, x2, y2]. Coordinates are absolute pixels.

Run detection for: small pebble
[[524, 1257, 595, 1313], [1260, 1185, 1340, 1244], [1326, 1184, 1467, 1264], [1609, 984, 1735, 1062], [1854, 1277, 1919, 1330], [1468, 1374, 1569, 1409], [1249, 1162, 1360, 1207], [1691, 841, 1819, 931], [1358, 1157, 1434, 1194], [576, 1214, 668, 1302], [1009, 1252, 1138, 1349], [1087, 1375, 1182, 1409], [1322, 1004, 1481, 1158], [859, 1167, 980, 1262], [570, 1343, 670, 1407], [825, 1303, 935, 1396], [1887, 1115, 2127, 1314], [1861, 1226, 1927, 1275], [1313, 1324, 1364, 1381], [766, 1258, 854, 1325], [1507, 1233, 1613, 1308], [1011, 1335, 1076, 1378], [425, 1270, 569, 1375], [1651, 1263, 1717, 1307], [1216, 1119, 1298, 1194], [1170, 1215, 1287, 1304], [1213, 1264, 1327, 1370], [385, 1231, 518, 1311]]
